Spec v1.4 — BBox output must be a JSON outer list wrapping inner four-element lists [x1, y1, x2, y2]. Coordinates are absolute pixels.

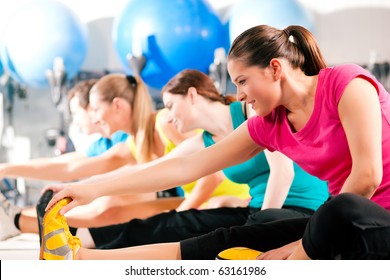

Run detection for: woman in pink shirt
[[227, 24, 390, 260], [45, 24, 390, 260]]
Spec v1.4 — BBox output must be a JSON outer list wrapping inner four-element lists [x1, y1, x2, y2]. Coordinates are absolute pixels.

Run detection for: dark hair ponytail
[[229, 24, 327, 76]]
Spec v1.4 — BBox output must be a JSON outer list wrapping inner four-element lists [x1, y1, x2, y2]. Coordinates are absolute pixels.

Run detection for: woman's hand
[[256, 240, 300, 260], [40, 183, 68, 194], [45, 183, 98, 215]]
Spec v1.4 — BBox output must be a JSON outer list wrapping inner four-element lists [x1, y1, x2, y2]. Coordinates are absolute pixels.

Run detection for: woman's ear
[[187, 87, 198, 104], [112, 97, 127, 111], [269, 58, 282, 80]]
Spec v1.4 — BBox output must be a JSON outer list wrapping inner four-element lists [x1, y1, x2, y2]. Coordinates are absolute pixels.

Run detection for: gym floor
[[0, 233, 40, 260], [0, 181, 42, 260]]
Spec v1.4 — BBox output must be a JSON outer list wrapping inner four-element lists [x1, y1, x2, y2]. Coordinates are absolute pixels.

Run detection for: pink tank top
[[248, 64, 390, 210]]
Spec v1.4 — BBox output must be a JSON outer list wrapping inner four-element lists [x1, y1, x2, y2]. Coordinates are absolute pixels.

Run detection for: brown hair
[[228, 25, 327, 76], [162, 69, 235, 104], [90, 74, 156, 163], [67, 79, 98, 109]]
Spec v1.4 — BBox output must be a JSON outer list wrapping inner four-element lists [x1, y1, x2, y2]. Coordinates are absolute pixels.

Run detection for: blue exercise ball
[[1, 0, 88, 87], [228, 0, 314, 44], [113, 0, 226, 89], [0, 44, 24, 83], [0, 58, 3, 77], [221, 19, 231, 54]]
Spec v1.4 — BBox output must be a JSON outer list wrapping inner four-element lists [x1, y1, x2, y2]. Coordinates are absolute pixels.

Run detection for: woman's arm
[[48, 122, 263, 214], [62, 142, 136, 180], [261, 150, 294, 209], [257, 240, 302, 260], [1, 142, 134, 182], [47, 133, 227, 211], [176, 171, 225, 211], [0, 152, 86, 181], [66, 134, 206, 185], [338, 78, 383, 197], [41, 133, 205, 194], [281, 78, 383, 261]]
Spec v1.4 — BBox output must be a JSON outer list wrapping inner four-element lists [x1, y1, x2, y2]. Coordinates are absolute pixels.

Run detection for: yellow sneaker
[[216, 247, 262, 260], [39, 197, 81, 260]]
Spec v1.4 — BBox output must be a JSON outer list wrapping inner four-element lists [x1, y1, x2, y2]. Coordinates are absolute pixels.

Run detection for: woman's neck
[[284, 74, 319, 132], [199, 101, 233, 140]]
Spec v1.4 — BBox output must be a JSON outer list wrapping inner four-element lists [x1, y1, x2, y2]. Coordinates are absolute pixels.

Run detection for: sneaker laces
[[68, 236, 81, 248], [68, 236, 81, 258]]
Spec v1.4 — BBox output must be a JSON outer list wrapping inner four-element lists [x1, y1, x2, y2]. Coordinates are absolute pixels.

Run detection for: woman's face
[[228, 59, 281, 117], [69, 96, 101, 135], [89, 92, 125, 136], [162, 91, 196, 133]]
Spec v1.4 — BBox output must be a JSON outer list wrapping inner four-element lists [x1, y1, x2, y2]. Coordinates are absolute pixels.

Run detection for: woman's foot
[[40, 197, 81, 260], [0, 192, 21, 240]]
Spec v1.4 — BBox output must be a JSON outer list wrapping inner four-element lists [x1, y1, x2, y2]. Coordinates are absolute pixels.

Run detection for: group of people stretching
[[1, 24, 389, 260]]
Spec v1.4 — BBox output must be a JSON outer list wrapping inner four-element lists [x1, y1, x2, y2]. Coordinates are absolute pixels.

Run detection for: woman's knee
[[316, 193, 364, 222], [206, 196, 247, 209]]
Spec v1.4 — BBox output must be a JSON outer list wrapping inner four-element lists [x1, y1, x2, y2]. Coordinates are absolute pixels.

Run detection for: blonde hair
[[90, 74, 156, 163]]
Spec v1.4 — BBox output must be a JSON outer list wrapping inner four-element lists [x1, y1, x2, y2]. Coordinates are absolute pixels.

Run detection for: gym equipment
[[209, 48, 228, 95], [1, 0, 88, 87], [227, 0, 314, 44], [0, 45, 24, 84], [113, 0, 226, 89], [0, 59, 3, 77]]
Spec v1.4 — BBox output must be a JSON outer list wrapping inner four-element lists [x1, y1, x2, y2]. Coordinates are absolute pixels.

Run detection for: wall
[[2, 0, 390, 67], [0, 0, 389, 162]]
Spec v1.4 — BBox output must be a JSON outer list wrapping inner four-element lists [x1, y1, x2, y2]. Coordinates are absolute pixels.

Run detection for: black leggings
[[303, 193, 390, 259], [89, 205, 314, 249], [180, 194, 390, 260]]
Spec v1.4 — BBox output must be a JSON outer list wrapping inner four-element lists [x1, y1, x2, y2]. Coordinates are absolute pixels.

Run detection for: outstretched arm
[[0, 152, 86, 181], [41, 133, 206, 190], [176, 171, 225, 211], [47, 122, 263, 214], [1, 142, 134, 182], [44, 134, 229, 211]]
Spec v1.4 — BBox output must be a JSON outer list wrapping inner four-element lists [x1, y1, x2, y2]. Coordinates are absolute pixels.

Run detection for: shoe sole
[[36, 190, 54, 246]]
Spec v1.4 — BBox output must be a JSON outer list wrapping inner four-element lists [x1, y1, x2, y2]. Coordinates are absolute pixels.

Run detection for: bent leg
[[205, 196, 248, 209], [181, 217, 309, 260], [302, 193, 390, 259], [245, 206, 314, 225]]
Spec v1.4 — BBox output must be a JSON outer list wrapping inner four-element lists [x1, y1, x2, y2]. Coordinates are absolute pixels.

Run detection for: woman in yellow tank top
[[154, 109, 249, 210], [115, 106, 249, 213], [82, 75, 248, 224]]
